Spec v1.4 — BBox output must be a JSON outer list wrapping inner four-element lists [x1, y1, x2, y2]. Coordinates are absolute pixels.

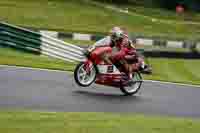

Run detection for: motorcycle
[[74, 46, 144, 96]]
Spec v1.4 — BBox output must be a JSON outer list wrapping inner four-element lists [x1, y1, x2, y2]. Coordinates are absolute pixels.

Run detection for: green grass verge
[[0, 0, 200, 40], [144, 58, 200, 85], [0, 47, 76, 71], [63, 39, 95, 47], [126, 6, 200, 22], [0, 111, 200, 133]]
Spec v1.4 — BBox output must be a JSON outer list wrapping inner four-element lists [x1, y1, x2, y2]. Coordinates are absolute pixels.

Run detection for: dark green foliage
[[92, 0, 200, 11], [93, 0, 159, 6], [160, 0, 200, 11]]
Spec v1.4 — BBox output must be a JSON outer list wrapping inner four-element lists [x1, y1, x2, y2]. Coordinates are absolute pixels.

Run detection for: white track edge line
[[0, 65, 67, 73], [0, 65, 199, 88], [144, 80, 200, 88]]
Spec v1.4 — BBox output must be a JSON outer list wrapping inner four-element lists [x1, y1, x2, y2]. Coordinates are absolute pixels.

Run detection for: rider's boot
[[138, 61, 152, 74], [139, 64, 152, 74]]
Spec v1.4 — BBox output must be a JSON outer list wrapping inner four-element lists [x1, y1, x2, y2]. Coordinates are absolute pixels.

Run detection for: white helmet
[[110, 27, 125, 42]]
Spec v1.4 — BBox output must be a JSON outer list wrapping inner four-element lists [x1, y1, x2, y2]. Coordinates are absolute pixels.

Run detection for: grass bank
[[125, 6, 200, 22], [0, 111, 200, 133], [144, 58, 200, 85], [63, 39, 95, 47], [0, 0, 200, 40], [0, 47, 75, 71]]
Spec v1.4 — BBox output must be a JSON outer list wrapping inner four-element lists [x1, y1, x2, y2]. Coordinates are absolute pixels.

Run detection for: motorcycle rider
[[87, 27, 148, 79]]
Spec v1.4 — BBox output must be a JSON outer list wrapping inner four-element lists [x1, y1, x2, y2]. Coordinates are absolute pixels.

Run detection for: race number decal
[[107, 65, 113, 73]]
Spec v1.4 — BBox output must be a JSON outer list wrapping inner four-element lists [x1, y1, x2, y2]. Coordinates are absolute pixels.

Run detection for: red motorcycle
[[74, 46, 144, 96]]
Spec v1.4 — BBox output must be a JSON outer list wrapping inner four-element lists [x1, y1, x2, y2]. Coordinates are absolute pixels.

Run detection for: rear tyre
[[120, 72, 143, 96], [74, 62, 97, 87]]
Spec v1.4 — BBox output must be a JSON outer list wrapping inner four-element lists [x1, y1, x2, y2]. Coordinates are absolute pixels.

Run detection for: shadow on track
[[72, 90, 146, 103]]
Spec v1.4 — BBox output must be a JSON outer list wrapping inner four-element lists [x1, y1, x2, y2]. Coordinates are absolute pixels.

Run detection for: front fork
[[83, 60, 94, 74]]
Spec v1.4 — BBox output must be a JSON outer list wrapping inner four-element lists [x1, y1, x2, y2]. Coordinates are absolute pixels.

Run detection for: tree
[[160, 0, 200, 11]]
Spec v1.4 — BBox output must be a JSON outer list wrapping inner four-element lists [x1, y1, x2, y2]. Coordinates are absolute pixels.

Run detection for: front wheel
[[74, 62, 97, 87], [120, 72, 143, 96]]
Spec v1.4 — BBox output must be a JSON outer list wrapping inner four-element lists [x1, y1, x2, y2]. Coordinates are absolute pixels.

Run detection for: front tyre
[[74, 62, 97, 87], [120, 72, 143, 96]]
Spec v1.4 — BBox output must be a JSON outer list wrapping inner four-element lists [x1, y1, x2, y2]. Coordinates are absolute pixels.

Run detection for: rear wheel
[[74, 62, 97, 87], [120, 72, 143, 96]]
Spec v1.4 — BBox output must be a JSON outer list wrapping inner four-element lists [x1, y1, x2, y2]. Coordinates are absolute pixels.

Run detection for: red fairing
[[83, 59, 93, 73], [90, 46, 112, 64], [95, 73, 126, 87]]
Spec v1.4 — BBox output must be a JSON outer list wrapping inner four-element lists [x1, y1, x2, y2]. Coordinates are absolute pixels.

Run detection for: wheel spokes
[[125, 72, 142, 93], [77, 63, 96, 85]]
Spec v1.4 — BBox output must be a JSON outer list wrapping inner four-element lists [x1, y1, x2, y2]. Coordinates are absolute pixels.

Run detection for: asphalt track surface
[[0, 66, 200, 118]]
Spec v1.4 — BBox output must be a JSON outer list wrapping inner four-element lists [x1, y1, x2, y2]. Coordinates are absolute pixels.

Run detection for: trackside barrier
[[0, 22, 86, 62]]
